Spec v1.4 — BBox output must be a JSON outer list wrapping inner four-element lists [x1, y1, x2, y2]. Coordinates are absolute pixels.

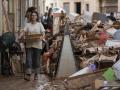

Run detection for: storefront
[[99, 0, 118, 13]]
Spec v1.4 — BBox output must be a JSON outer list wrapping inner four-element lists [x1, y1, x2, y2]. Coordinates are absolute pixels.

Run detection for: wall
[[83, 0, 100, 17], [45, 0, 57, 8], [60, 0, 82, 13], [0, 0, 2, 35], [45, 0, 82, 13], [80, 0, 100, 22], [39, 0, 45, 16], [118, 0, 120, 12]]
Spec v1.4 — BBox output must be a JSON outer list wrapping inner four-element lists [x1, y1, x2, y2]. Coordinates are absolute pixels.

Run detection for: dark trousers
[[25, 48, 41, 74]]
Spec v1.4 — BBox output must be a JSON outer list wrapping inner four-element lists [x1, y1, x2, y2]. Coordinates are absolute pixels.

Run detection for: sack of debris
[[113, 60, 120, 80]]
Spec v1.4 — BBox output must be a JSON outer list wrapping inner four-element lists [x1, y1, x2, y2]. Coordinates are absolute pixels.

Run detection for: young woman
[[19, 11, 45, 81], [25, 7, 37, 24]]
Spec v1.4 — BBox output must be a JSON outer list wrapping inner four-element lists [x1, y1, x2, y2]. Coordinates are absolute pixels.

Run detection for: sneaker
[[34, 74, 39, 80], [24, 74, 31, 81]]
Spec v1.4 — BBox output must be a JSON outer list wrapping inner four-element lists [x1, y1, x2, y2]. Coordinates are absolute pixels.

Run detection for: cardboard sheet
[[113, 60, 120, 80], [69, 67, 91, 78]]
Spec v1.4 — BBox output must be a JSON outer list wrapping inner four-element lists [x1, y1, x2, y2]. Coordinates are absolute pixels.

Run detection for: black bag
[[0, 32, 15, 52], [9, 42, 21, 55]]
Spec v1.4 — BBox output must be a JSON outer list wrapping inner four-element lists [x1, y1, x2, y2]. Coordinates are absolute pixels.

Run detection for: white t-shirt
[[24, 22, 45, 49]]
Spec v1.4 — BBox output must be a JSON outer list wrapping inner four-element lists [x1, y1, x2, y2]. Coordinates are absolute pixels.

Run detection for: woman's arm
[[18, 23, 28, 40], [18, 30, 25, 40]]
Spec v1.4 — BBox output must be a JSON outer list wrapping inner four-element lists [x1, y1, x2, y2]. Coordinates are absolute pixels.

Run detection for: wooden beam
[[2, 0, 11, 32]]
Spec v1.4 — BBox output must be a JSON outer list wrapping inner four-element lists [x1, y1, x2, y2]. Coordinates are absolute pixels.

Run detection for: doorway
[[75, 2, 81, 14]]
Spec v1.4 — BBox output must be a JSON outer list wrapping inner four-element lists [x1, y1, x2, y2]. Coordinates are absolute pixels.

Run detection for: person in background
[[19, 11, 45, 81], [47, 8, 53, 34], [60, 10, 65, 26], [107, 12, 116, 22], [59, 10, 65, 34], [41, 12, 48, 30]]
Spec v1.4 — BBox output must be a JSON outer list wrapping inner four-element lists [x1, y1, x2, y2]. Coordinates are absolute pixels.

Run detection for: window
[[86, 4, 89, 11]]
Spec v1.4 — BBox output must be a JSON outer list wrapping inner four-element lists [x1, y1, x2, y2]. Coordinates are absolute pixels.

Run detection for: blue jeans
[[25, 48, 41, 74]]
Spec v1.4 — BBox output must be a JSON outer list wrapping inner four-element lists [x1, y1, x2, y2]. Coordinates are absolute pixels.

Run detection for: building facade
[[58, 0, 120, 15], [81, 0, 119, 22], [45, 0, 58, 8], [0, 0, 45, 74], [58, 0, 82, 14], [0, 0, 45, 33], [83, 0, 118, 15]]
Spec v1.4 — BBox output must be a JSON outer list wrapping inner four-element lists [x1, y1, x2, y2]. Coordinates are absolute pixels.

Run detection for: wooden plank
[[2, 0, 11, 32], [66, 69, 106, 89]]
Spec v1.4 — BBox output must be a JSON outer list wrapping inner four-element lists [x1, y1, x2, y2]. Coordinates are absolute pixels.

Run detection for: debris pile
[[66, 13, 120, 89]]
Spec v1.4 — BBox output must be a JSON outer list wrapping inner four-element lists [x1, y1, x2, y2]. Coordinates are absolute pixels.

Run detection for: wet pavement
[[0, 20, 77, 90], [0, 74, 67, 90], [57, 35, 77, 78]]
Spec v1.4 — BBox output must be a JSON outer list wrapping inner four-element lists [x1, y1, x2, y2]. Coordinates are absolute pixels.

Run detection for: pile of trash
[[67, 13, 120, 89]]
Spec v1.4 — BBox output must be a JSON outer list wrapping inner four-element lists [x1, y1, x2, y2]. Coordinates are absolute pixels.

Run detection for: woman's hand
[[40, 35, 43, 40], [40, 32, 45, 40], [18, 30, 25, 42]]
